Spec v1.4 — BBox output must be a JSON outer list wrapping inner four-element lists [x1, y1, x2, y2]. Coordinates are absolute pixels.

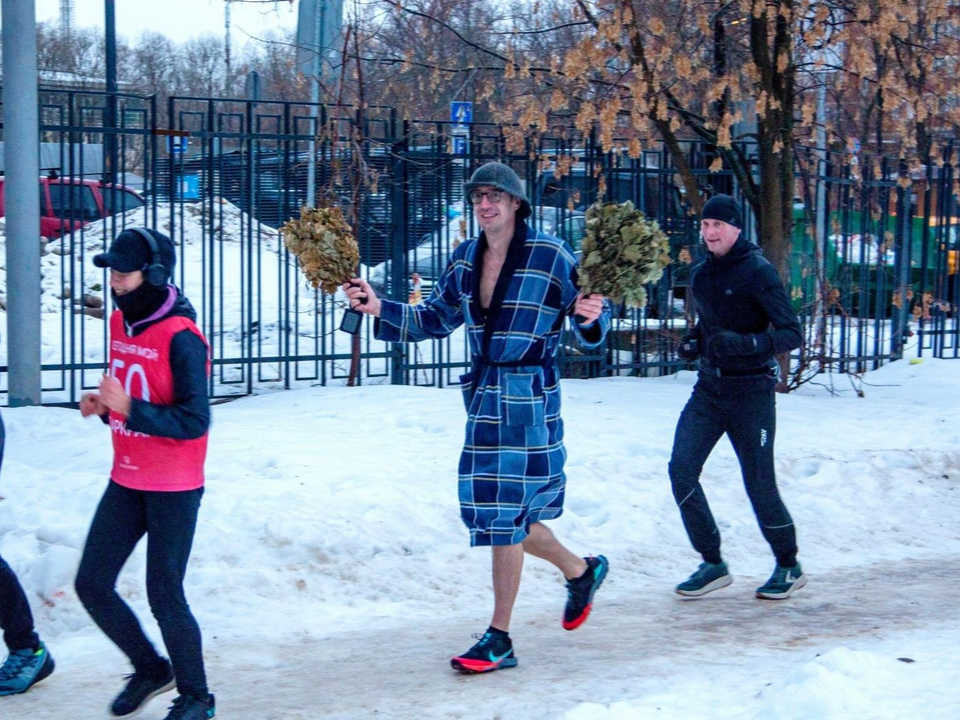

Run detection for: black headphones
[[128, 227, 170, 286]]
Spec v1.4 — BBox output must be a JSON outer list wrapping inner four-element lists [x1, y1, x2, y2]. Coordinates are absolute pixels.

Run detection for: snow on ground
[[0, 357, 958, 718]]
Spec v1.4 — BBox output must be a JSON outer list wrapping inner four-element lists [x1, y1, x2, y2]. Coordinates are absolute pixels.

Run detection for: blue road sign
[[450, 101, 473, 124], [452, 135, 468, 155], [177, 174, 200, 200]]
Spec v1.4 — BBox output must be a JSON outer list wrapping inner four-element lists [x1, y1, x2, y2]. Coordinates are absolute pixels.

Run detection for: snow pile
[[76, 197, 283, 252], [0, 197, 283, 308]]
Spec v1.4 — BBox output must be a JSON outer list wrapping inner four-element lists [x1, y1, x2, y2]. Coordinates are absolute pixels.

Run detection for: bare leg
[[522, 522, 588, 580], [490, 544, 524, 632]]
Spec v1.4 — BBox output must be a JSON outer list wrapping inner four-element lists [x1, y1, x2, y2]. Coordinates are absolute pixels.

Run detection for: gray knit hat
[[463, 162, 532, 219]]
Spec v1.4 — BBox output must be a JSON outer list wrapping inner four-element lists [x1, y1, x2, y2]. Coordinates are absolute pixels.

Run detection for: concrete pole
[[1, 0, 42, 406], [305, 0, 326, 209]]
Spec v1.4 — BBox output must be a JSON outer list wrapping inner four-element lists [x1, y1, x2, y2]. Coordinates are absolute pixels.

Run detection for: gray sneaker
[[675, 561, 733, 597]]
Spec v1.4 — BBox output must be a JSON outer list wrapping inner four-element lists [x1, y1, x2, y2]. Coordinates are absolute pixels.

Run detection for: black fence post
[[389, 112, 409, 385], [891, 160, 912, 360]]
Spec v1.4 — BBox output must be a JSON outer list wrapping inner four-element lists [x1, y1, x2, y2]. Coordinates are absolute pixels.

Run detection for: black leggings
[[75, 480, 208, 699], [668, 378, 798, 567], [0, 413, 40, 652], [0, 556, 38, 653]]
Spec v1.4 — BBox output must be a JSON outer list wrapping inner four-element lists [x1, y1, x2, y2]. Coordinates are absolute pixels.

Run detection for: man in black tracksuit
[[669, 195, 806, 600]]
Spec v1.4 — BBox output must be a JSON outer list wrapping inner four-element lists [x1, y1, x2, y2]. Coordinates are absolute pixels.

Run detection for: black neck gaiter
[[112, 282, 168, 325]]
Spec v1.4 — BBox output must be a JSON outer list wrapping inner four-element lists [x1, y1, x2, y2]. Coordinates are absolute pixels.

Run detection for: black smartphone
[[339, 307, 363, 335], [339, 283, 366, 335]]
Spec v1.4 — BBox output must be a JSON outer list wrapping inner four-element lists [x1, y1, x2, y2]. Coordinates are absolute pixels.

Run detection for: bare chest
[[479, 252, 506, 309]]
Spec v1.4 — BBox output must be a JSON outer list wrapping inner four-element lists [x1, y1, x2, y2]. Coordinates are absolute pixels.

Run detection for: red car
[[0, 174, 145, 239]]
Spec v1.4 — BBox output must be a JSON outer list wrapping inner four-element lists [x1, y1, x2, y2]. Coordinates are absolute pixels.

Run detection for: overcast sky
[[30, 0, 298, 46]]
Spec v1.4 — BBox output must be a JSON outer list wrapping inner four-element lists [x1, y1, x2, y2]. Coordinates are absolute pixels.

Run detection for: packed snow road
[[2, 359, 958, 718]]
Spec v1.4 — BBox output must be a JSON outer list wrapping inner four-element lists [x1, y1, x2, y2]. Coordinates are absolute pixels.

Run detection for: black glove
[[706, 330, 772, 362], [677, 334, 699, 361]]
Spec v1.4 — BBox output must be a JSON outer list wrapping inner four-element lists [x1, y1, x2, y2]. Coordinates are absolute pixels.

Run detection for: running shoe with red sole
[[562, 555, 609, 630], [450, 630, 518, 674]]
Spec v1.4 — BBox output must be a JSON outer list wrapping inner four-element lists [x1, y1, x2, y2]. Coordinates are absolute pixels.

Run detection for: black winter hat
[[93, 228, 176, 282], [701, 194, 743, 229], [463, 161, 532, 219]]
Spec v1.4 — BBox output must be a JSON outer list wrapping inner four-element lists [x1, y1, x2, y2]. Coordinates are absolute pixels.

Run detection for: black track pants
[[668, 376, 798, 567]]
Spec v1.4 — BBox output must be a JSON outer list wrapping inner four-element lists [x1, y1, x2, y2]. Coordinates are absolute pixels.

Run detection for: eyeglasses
[[469, 189, 506, 204]]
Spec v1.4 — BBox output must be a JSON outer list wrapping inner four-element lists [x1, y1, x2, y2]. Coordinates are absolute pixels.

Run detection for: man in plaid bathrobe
[[345, 162, 612, 674]]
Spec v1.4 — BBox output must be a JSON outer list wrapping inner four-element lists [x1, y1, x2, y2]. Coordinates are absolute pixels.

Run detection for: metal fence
[[0, 89, 957, 404]]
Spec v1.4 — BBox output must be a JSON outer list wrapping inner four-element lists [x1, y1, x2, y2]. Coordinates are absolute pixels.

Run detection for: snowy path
[[3, 360, 959, 717], [6, 556, 958, 719]]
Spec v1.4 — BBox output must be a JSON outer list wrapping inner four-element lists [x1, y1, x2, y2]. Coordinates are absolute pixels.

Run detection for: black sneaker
[[110, 662, 176, 717], [450, 630, 518, 674], [562, 555, 609, 630], [163, 693, 216, 719]]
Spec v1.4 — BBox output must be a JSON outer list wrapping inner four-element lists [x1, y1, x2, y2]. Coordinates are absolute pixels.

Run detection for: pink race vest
[[108, 310, 210, 491]]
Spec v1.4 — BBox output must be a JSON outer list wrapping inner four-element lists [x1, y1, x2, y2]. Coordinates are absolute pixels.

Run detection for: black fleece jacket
[[112, 290, 211, 440], [688, 236, 803, 373]]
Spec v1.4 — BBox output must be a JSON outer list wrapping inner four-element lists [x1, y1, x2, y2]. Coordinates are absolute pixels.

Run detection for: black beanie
[[701, 194, 743, 229]]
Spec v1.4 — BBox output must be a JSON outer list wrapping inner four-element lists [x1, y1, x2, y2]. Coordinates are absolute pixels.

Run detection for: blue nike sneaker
[[450, 629, 517, 674], [563, 555, 609, 630]]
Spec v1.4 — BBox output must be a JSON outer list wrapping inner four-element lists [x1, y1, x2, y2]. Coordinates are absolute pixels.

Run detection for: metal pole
[[814, 79, 828, 366], [105, 0, 117, 95], [1, 0, 42, 405], [104, 0, 117, 182], [225, 0, 232, 86], [891, 165, 912, 360], [305, 0, 326, 209]]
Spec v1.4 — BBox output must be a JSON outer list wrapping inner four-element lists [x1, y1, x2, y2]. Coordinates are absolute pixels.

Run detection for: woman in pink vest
[[76, 228, 215, 720]]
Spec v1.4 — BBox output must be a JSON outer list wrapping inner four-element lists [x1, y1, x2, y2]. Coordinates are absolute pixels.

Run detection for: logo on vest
[[110, 417, 148, 440], [111, 340, 159, 362], [118, 454, 141, 472]]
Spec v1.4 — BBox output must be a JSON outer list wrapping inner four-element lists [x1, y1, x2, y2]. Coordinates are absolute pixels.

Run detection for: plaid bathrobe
[[376, 221, 611, 546]]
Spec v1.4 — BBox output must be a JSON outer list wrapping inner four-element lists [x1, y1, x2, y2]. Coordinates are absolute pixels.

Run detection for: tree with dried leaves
[[364, 1, 959, 292]]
